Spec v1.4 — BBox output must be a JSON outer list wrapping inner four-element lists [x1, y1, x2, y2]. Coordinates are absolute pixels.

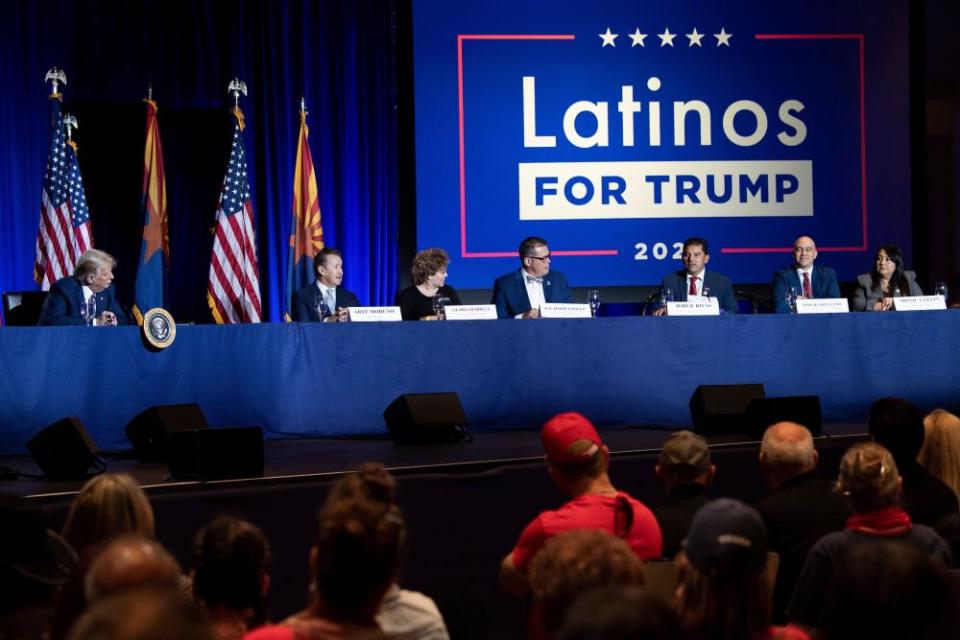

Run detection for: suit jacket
[[754, 471, 850, 623], [660, 270, 738, 314], [771, 263, 841, 314], [491, 269, 572, 318], [38, 277, 129, 326], [851, 270, 923, 311], [292, 282, 362, 322]]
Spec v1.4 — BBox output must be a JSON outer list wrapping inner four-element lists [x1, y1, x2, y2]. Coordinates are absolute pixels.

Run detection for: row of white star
[[598, 27, 732, 47]]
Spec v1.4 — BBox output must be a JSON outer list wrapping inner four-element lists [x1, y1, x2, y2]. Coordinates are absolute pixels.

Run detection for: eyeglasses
[[526, 253, 551, 261]]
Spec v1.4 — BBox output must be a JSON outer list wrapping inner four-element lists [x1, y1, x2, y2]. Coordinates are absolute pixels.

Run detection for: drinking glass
[[432, 294, 449, 319], [934, 281, 948, 302], [587, 289, 600, 317], [786, 286, 799, 313]]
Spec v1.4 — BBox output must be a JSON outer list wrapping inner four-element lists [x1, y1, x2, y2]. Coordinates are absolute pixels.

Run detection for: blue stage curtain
[[0, 0, 398, 321]]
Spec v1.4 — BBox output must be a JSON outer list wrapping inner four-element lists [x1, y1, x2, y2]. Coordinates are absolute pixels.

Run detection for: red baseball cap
[[542, 412, 603, 464]]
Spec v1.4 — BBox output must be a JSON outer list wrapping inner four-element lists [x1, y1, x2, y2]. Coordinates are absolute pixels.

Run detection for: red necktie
[[802, 272, 813, 299], [689, 276, 698, 296]]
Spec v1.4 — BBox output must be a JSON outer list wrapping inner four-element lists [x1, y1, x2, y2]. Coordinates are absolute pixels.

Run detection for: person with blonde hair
[[38, 248, 129, 325], [918, 409, 960, 502], [61, 473, 155, 560], [787, 442, 953, 630], [395, 248, 461, 320]]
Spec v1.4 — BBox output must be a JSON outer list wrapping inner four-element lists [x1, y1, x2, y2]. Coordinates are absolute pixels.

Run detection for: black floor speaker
[[125, 403, 209, 461], [383, 392, 468, 444], [26, 417, 100, 480], [746, 396, 823, 439], [689, 384, 766, 436], [164, 427, 264, 481]]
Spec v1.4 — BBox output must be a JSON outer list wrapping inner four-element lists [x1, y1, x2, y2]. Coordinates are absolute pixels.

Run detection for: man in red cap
[[499, 412, 662, 594]]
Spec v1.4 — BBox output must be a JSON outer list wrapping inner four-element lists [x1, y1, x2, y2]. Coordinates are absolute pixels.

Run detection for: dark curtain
[[0, 0, 398, 322]]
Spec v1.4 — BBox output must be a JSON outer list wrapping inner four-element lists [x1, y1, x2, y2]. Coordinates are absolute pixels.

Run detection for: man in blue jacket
[[772, 236, 841, 313], [656, 237, 738, 315], [492, 236, 572, 318], [38, 249, 128, 326]]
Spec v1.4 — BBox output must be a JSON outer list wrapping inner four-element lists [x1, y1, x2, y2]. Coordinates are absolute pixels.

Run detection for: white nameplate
[[540, 303, 592, 318], [347, 306, 402, 322], [666, 298, 720, 316], [796, 298, 850, 314], [893, 295, 947, 311], [444, 304, 498, 320]]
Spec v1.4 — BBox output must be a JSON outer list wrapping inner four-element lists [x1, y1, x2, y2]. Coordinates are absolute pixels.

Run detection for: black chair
[[2, 291, 48, 326]]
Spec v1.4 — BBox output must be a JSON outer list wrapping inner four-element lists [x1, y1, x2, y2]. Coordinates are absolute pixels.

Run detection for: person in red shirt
[[499, 412, 663, 595]]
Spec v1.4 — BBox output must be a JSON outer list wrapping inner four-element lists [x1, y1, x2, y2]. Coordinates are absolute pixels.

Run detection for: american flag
[[207, 111, 262, 323], [34, 99, 94, 289]]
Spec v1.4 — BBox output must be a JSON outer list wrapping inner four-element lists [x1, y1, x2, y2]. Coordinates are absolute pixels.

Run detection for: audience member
[[653, 430, 715, 558], [85, 536, 183, 603], [868, 398, 959, 526], [528, 530, 645, 639], [245, 463, 439, 640], [192, 517, 272, 640], [787, 442, 954, 629], [67, 588, 214, 640], [556, 585, 683, 640], [754, 422, 849, 622], [54, 474, 156, 640], [0, 494, 77, 640], [676, 498, 809, 640], [61, 473, 155, 560], [323, 463, 448, 640], [918, 408, 960, 502], [819, 541, 960, 640], [500, 412, 662, 594]]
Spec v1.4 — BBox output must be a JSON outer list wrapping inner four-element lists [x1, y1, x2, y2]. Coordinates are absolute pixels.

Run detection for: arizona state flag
[[285, 104, 324, 321], [133, 98, 169, 324]]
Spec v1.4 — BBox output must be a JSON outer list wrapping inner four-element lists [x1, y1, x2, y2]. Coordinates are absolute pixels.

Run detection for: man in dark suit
[[754, 421, 849, 623], [38, 249, 129, 326], [772, 235, 841, 313], [292, 248, 361, 322], [655, 237, 738, 315], [491, 236, 572, 319]]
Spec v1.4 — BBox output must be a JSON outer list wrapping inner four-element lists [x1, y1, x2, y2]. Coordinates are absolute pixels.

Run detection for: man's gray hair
[[760, 423, 816, 468], [74, 249, 116, 280]]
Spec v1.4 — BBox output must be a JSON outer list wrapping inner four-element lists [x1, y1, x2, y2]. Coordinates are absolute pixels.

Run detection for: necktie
[[526, 275, 543, 285], [325, 289, 336, 315], [689, 276, 698, 296], [802, 272, 813, 299]]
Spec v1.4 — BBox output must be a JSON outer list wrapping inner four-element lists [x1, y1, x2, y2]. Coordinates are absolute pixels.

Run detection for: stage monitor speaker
[[383, 392, 468, 444], [26, 417, 100, 480], [164, 427, 264, 481], [746, 396, 822, 440], [125, 404, 209, 461], [689, 384, 766, 436]]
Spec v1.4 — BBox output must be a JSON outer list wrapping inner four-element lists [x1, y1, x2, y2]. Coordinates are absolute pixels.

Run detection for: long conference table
[[1, 311, 958, 454]]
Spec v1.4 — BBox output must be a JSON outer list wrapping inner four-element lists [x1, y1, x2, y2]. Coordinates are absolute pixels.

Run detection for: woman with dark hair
[[675, 498, 809, 640], [192, 516, 271, 640], [851, 244, 923, 311], [395, 248, 461, 320], [787, 442, 953, 630], [245, 463, 447, 640]]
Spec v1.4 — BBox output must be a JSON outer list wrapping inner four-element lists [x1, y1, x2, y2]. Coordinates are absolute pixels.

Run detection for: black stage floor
[[1, 423, 867, 500]]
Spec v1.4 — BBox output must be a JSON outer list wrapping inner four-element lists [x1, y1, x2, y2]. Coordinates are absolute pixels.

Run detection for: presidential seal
[[142, 307, 176, 349]]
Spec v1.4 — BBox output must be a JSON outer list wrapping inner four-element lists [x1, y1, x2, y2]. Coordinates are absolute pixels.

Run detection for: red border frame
[[720, 33, 867, 254], [456, 33, 867, 258]]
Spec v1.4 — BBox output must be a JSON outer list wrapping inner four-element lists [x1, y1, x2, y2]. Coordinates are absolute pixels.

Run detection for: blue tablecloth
[[2, 312, 958, 453]]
